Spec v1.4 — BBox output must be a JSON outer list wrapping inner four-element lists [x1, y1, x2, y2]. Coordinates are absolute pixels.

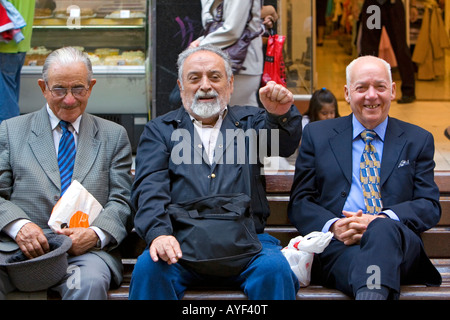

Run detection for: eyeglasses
[[46, 83, 90, 98]]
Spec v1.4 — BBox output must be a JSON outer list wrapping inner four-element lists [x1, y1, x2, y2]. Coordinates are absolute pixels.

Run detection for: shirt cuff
[[89, 226, 111, 249], [379, 209, 399, 221], [2, 219, 31, 240], [322, 217, 339, 233]]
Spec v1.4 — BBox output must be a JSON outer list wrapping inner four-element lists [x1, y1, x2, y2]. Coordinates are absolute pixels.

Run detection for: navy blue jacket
[[132, 105, 302, 245], [288, 114, 441, 236]]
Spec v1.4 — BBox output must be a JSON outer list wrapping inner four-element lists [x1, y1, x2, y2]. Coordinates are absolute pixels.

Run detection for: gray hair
[[346, 55, 392, 88], [177, 44, 233, 88], [42, 47, 93, 83]]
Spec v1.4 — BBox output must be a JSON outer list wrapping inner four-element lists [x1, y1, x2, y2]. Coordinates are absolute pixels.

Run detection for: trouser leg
[[240, 233, 299, 300], [51, 252, 111, 300], [129, 247, 195, 300]]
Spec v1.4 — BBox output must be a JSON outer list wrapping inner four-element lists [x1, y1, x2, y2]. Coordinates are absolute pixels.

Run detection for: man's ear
[[344, 85, 350, 103], [38, 79, 46, 94]]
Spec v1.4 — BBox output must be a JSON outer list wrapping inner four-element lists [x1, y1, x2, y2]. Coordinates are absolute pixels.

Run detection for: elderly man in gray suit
[[0, 47, 133, 299]]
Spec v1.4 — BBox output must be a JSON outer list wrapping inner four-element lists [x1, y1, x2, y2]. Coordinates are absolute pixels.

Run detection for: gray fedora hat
[[0, 233, 72, 292]]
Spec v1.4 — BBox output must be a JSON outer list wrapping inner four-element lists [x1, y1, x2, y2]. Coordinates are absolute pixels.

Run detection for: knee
[[247, 251, 294, 281], [362, 217, 405, 247], [132, 249, 172, 283], [63, 261, 111, 300]]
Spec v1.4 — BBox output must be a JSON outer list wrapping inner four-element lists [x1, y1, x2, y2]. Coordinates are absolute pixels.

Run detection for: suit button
[[211, 173, 216, 178], [340, 191, 347, 198], [54, 195, 60, 201]]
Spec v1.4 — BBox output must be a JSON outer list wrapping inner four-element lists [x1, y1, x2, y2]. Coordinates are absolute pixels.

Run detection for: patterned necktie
[[360, 129, 383, 214], [58, 121, 76, 196]]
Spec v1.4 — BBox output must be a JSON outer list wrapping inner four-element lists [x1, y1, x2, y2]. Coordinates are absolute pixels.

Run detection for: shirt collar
[[352, 114, 388, 142], [46, 104, 82, 134]]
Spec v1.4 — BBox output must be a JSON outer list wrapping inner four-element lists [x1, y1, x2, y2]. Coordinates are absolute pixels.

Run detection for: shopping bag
[[281, 231, 333, 287], [48, 180, 103, 232], [261, 32, 287, 87]]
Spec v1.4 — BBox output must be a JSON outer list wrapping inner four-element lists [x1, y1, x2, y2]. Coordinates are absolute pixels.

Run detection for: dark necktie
[[58, 120, 76, 196], [360, 129, 383, 214]]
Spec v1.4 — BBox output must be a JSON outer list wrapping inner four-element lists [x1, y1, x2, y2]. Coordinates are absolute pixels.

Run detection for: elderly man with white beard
[[129, 45, 302, 300]]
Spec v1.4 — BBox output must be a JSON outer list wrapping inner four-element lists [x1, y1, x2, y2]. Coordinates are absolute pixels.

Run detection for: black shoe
[[445, 126, 450, 140], [397, 95, 416, 104]]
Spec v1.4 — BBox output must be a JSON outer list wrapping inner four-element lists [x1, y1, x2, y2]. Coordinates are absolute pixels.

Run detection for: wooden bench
[[106, 170, 450, 300]]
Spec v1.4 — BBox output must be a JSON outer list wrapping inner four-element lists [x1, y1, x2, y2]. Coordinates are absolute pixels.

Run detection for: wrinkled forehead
[[349, 57, 391, 84], [183, 51, 226, 74]]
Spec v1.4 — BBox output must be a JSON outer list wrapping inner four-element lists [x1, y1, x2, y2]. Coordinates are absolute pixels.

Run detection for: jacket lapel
[[28, 107, 61, 189], [329, 116, 353, 185], [380, 118, 406, 186], [72, 113, 101, 183]]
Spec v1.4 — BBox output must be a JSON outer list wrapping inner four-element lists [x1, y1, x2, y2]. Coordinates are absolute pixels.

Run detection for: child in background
[[302, 88, 340, 128]]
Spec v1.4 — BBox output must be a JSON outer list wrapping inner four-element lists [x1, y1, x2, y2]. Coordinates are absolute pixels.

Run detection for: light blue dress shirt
[[321, 115, 399, 233]]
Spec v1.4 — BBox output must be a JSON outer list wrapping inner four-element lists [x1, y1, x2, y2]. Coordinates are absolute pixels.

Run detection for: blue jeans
[[0, 52, 26, 123], [129, 233, 299, 300]]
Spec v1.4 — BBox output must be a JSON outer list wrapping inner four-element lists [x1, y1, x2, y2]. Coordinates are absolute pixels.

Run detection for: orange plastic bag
[[261, 32, 287, 87]]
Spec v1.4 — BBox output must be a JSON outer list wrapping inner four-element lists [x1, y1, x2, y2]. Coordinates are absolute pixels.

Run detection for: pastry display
[[105, 11, 146, 19], [102, 50, 145, 66], [28, 4, 146, 66], [24, 46, 52, 66]]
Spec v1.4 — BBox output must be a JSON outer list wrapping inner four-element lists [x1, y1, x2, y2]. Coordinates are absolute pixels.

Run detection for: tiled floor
[[316, 39, 450, 171]]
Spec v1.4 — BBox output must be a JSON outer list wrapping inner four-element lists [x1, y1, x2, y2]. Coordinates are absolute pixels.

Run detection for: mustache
[[194, 90, 219, 101]]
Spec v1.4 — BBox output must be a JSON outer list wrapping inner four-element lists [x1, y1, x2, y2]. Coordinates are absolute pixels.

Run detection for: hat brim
[[0, 233, 72, 292], [0, 233, 72, 266]]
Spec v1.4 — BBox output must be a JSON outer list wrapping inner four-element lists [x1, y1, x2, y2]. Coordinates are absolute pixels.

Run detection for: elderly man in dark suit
[[0, 47, 133, 299], [288, 55, 441, 299]]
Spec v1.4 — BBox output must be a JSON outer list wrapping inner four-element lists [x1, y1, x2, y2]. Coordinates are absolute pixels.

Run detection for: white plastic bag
[[281, 231, 333, 287], [48, 180, 103, 232]]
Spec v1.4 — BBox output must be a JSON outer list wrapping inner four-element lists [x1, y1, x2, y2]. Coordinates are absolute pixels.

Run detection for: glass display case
[[19, 0, 150, 152]]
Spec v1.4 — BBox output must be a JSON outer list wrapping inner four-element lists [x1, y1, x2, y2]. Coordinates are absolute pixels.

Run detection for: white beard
[[190, 90, 226, 119]]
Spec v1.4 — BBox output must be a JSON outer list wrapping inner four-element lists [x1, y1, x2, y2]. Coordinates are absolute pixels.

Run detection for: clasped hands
[[331, 210, 385, 246], [15, 222, 99, 259]]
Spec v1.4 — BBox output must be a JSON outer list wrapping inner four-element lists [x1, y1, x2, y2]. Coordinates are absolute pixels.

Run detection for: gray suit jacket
[[0, 107, 133, 286]]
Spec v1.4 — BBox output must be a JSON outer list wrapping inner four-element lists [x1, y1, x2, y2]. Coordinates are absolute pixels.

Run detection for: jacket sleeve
[[200, 0, 252, 48], [0, 122, 31, 231], [381, 130, 441, 234], [90, 125, 134, 248], [131, 120, 173, 246], [288, 124, 341, 235], [257, 105, 302, 158]]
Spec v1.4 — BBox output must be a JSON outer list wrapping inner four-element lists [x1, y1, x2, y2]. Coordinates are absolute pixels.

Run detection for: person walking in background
[[0, 0, 35, 123], [190, 0, 263, 108], [359, 0, 418, 104]]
